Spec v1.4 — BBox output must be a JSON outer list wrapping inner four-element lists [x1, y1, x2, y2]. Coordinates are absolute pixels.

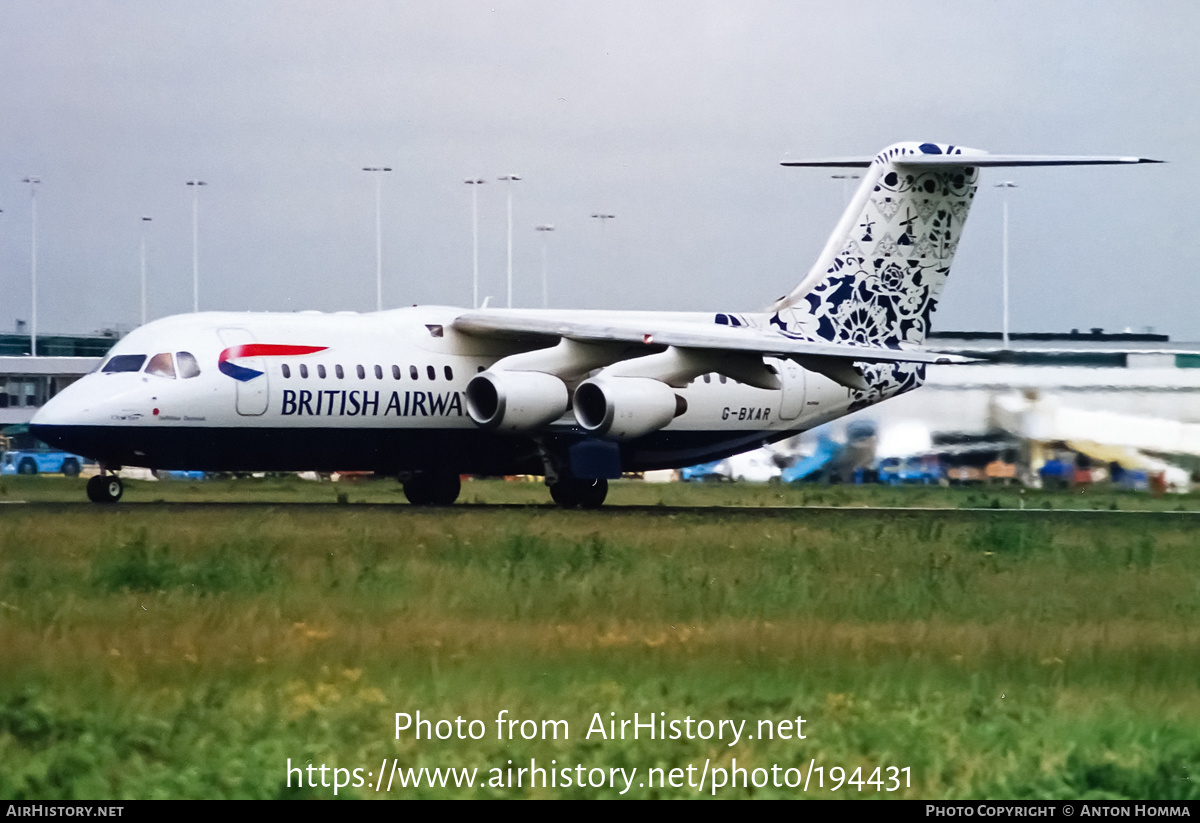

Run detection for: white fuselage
[[32, 307, 873, 475]]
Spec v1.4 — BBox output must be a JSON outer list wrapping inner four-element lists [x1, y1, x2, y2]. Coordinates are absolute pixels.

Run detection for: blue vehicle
[[877, 455, 943, 485], [781, 434, 840, 483], [0, 425, 91, 477], [680, 460, 728, 482]]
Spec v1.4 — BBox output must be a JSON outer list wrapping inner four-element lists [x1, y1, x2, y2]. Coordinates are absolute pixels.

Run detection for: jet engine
[[572, 377, 686, 440], [465, 370, 570, 432]]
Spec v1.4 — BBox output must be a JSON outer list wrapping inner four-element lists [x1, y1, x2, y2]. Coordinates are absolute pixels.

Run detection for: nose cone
[[29, 392, 80, 451], [29, 375, 116, 456], [30, 377, 94, 427]]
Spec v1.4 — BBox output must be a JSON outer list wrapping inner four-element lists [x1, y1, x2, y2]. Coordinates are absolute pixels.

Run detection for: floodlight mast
[[22, 177, 39, 355], [535, 224, 555, 309], [465, 179, 485, 308], [831, 173, 860, 206], [363, 167, 392, 311], [995, 181, 1019, 349], [186, 180, 206, 313], [140, 217, 152, 326], [498, 175, 521, 307], [591, 213, 615, 278]]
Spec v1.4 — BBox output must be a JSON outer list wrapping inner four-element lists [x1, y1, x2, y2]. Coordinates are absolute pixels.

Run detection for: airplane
[[30, 142, 1159, 506]]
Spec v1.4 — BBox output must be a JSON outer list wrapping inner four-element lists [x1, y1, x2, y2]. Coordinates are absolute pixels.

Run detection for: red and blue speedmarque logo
[[217, 345, 327, 382]]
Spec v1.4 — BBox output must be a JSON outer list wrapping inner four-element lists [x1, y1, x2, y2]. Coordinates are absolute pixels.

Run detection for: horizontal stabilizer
[[779, 157, 873, 168], [782, 154, 1162, 168]]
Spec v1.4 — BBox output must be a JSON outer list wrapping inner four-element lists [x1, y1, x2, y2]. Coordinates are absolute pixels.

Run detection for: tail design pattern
[[768, 147, 980, 410]]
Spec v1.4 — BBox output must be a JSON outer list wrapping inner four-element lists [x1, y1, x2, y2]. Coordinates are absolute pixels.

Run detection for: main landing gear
[[548, 477, 608, 509], [86, 471, 124, 504], [402, 470, 461, 507]]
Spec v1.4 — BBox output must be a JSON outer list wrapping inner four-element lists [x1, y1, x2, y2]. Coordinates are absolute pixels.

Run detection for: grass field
[[6, 472, 1200, 510], [2, 476, 1199, 798]]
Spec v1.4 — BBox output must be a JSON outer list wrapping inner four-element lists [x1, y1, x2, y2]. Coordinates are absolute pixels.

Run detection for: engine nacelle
[[466, 370, 569, 433], [572, 377, 685, 440]]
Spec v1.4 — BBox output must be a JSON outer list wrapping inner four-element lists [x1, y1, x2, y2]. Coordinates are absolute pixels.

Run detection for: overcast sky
[[1, 1, 1196, 339]]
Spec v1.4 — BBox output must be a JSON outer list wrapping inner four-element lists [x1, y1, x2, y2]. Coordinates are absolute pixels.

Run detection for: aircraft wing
[[451, 311, 974, 391], [453, 311, 968, 365]]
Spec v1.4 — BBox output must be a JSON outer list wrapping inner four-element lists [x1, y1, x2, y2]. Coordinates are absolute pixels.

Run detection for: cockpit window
[[145, 353, 176, 378], [176, 352, 201, 379], [102, 354, 147, 373]]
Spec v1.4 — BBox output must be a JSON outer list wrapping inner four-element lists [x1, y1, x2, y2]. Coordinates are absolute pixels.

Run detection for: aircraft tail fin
[[770, 142, 1160, 348]]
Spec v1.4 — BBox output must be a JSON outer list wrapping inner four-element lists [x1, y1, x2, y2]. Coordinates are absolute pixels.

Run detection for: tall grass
[[2, 491, 1199, 798]]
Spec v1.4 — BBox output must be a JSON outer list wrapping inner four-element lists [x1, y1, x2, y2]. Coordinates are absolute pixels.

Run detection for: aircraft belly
[[30, 424, 534, 475], [31, 422, 811, 477]]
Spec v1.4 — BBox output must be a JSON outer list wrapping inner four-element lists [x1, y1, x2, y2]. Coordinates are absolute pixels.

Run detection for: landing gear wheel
[[86, 475, 124, 504], [402, 477, 433, 506], [403, 472, 461, 507], [430, 473, 462, 506], [549, 477, 608, 509]]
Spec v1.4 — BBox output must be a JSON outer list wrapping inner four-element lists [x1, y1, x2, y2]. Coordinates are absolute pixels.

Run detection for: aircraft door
[[777, 358, 807, 421], [218, 327, 269, 416]]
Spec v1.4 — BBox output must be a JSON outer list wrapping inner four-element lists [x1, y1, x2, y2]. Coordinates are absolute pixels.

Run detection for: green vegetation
[[5, 472, 1200, 510], [1, 479, 1199, 798]]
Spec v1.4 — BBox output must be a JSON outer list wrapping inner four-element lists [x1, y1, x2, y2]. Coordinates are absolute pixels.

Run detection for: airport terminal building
[[886, 329, 1200, 433]]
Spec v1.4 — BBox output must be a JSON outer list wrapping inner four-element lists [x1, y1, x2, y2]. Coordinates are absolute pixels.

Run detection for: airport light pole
[[465, 179, 485, 308], [498, 175, 521, 308], [139, 217, 152, 326], [22, 177, 39, 355], [832, 174, 860, 206], [363, 167, 392, 311], [591, 213, 615, 281], [591, 213, 615, 234], [535, 224, 555, 309], [996, 181, 1018, 349], [186, 180, 206, 313]]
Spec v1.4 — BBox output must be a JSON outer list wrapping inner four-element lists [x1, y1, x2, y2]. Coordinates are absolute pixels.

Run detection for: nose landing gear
[[86, 471, 124, 504]]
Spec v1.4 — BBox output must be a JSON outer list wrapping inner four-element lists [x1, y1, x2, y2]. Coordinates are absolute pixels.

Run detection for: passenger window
[[409, 365, 418, 380], [357, 365, 366, 379], [444, 365, 453, 380], [374, 365, 382, 380], [703, 374, 711, 383], [426, 365, 436, 380], [281, 364, 291, 379], [318, 365, 327, 379], [719, 375, 727, 384], [392, 365, 401, 380], [300, 364, 309, 379], [145, 353, 176, 378], [176, 352, 201, 379], [335, 364, 344, 379], [102, 354, 146, 373]]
